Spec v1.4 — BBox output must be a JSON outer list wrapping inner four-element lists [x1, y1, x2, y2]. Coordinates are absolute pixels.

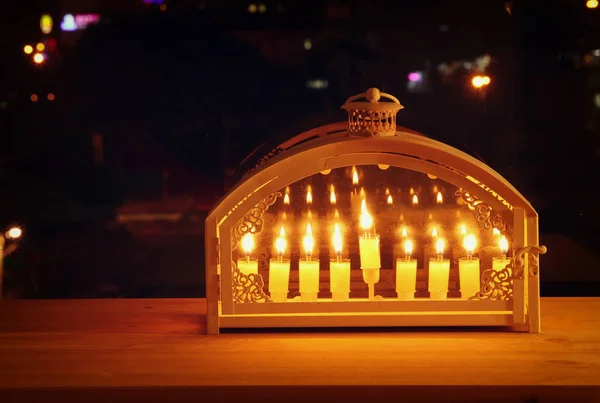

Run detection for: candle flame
[[387, 194, 393, 205], [436, 191, 443, 204], [435, 238, 445, 255], [428, 213, 433, 221], [334, 209, 340, 220], [499, 235, 509, 254], [333, 223, 342, 255], [306, 186, 312, 204], [412, 194, 419, 205], [303, 223, 315, 256], [308, 210, 313, 220], [385, 188, 390, 196], [359, 187, 365, 199], [432, 227, 438, 238], [284, 193, 290, 205], [464, 234, 477, 255], [460, 224, 467, 236], [241, 234, 254, 255], [493, 228, 500, 237], [330, 185, 336, 204], [360, 199, 373, 231], [275, 226, 286, 255], [410, 188, 415, 195], [404, 239, 413, 257], [433, 185, 438, 193], [401, 227, 408, 238], [352, 168, 359, 185], [282, 212, 287, 221]]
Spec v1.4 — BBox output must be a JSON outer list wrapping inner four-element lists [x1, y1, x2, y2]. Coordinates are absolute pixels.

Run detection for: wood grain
[[0, 298, 599, 401]]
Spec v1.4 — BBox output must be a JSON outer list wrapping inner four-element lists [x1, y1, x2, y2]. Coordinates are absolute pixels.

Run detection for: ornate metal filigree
[[455, 189, 513, 237], [471, 244, 547, 300], [465, 175, 514, 211], [230, 192, 281, 303], [232, 261, 269, 303], [231, 192, 282, 251]]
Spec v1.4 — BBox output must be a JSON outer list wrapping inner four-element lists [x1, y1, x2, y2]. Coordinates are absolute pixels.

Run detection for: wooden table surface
[[1, 298, 599, 402]]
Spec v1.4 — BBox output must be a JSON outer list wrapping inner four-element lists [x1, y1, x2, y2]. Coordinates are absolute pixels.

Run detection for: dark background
[[0, 0, 599, 299]]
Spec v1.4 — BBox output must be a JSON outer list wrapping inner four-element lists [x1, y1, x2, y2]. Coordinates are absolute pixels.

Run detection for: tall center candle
[[330, 223, 351, 301], [458, 234, 480, 300], [358, 199, 381, 299], [269, 226, 290, 302], [299, 223, 319, 302], [396, 239, 417, 300], [428, 238, 450, 300]]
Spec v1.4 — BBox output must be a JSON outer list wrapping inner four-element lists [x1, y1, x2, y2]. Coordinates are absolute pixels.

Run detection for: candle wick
[[336, 254, 341, 263], [278, 254, 282, 263], [501, 253, 507, 259], [467, 254, 472, 261], [437, 254, 443, 261], [246, 255, 250, 264], [405, 255, 410, 262]]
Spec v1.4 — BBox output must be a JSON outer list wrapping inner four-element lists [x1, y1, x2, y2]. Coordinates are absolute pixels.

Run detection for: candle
[[412, 194, 419, 205], [306, 186, 313, 205], [237, 233, 258, 275], [458, 234, 480, 300], [387, 194, 393, 205], [269, 226, 290, 302], [358, 199, 381, 299], [493, 235, 510, 271], [284, 193, 290, 205], [396, 239, 417, 300], [352, 167, 359, 185], [330, 223, 350, 301], [299, 223, 319, 302], [436, 191, 443, 204], [330, 185, 336, 205], [428, 238, 450, 299]]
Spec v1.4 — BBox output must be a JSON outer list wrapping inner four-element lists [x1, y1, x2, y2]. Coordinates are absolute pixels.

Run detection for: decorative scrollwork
[[232, 261, 269, 303], [471, 244, 547, 300], [455, 189, 513, 237], [231, 192, 282, 252]]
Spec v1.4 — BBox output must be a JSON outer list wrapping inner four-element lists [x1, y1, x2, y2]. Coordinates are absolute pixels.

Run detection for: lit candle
[[299, 223, 319, 302], [431, 227, 438, 238], [284, 193, 290, 205], [460, 224, 467, 237], [306, 186, 313, 205], [401, 227, 408, 238], [412, 194, 419, 205], [433, 185, 438, 193], [330, 185, 336, 205], [330, 223, 351, 301], [237, 233, 258, 275], [428, 238, 450, 299], [269, 226, 290, 302], [493, 235, 510, 271], [493, 228, 500, 237], [358, 199, 381, 299], [458, 234, 480, 300], [387, 194, 393, 205], [396, 239, 417, 300], [352, 167, 359, 185], [436, 191, 443, 204]]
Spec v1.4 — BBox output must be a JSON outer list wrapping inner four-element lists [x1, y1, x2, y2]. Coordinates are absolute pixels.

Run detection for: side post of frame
[[527, 215, 542, 333], [205, 215, 220, 335], [512, 207, 527, 328]]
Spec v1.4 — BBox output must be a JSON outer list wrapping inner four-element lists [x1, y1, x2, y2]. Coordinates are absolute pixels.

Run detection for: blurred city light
[[408, 72, 422, 82], [258, 3, 266, 13], [36, 43, 45, 52], [159, 4, 167, 11], [248, 4, 257, 13], [306, 79, 329, 90], [587, 0, 598, 9], [30, 94, 39, 102], [6, 227, 22, 240], [594, 93, 600, 109], [471, 75, 491, 88], [48, 93, 55, 101], [33, 53, 45, 64], [60, 14, 77, 31], [40, 14, 53, 34], [23, 45, 33, 54], [304, 38, 312, 50]]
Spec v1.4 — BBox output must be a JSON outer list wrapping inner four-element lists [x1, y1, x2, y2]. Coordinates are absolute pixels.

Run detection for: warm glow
[[241, 234, 254, 255], [303, 223, 315, 256], [387, 194, 393, 205], [33, 53, 44, 64], [275, 226, 286, 255], [433, 185, 438, 193], [6, 227, 22, 239], [432, 227, 438, 238], [435, 238, 445, 255], [587, 0, 599, 8], [378, 164, 390, 170], [499, 235, 509, 255], [385, 188, 390, 196], [36, 43, 45, 52], [30, 94, 38, 102], [352, 168, 359, 185], [472, 75, 491, 88], [283, 193, 290, 205], [248, 3, 257, 12], [460, 224, 467, 236], [24, 45, 33, 54], [307, 210, 313, 220], [334, 209, 340, 220], [404, 239, 413, 257], [330, 185, 336, 204], [333, 223, 343, 255], [412, 194, 418, 205], [359, 199, 373, 231], [463, 234, 477, 255], [493, 228, 500, 237], [482, 76, 491, 85], [401, 227, 408, 238], [47, 93, 55, 101], [359, 187, 365, 199], [436, 192, 443, 204], [282, 212, 287, 221], [306, 186, 312, 204], [159, 3, 167, 11], [410, 188, 415, 195]]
